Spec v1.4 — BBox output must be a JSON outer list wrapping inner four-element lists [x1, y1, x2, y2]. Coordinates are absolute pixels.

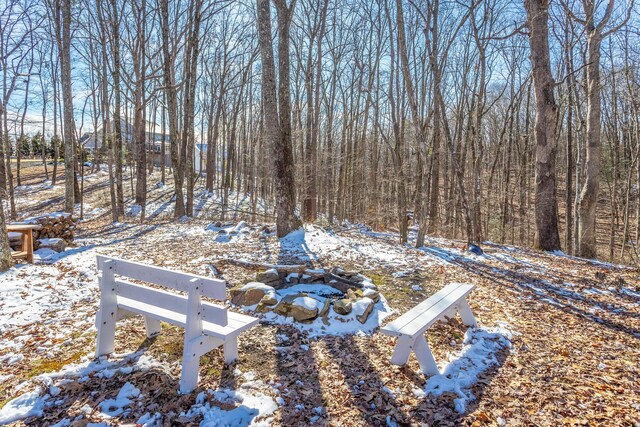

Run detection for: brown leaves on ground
[[1, 211, 639, 426]]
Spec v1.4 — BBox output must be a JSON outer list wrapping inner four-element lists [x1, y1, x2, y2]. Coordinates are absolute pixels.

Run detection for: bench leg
[[180, 286, 204, 394], [458, 299, 477, 327], [26, 232, 34, 263], [180, 347, 200, 394], [144, 316, 162, 338], [413, 335, 439, 376], [224, 336, 239, 364], [96, 263, 117, 357], [390, 335, 413, 366], [95, 308, 117, 357]]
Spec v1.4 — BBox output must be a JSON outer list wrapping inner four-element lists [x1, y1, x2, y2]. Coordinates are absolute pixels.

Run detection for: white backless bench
[[95, 255, 258, 393], [380, 283, 477, 375]]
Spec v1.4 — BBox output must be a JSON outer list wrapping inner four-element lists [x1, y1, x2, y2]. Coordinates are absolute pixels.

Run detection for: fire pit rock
[[230, 282, 276, 306], [231, 267, 386, 327]]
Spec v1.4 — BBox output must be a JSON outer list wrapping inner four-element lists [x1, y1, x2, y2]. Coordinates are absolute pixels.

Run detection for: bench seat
[[117, 296, 259, 341], [11, 250, 29, 260], [380, 283, 477, 375]]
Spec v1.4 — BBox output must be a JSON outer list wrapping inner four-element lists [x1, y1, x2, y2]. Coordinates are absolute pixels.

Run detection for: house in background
[[79, 119, 172, 168], [80, 120, 210, 173]]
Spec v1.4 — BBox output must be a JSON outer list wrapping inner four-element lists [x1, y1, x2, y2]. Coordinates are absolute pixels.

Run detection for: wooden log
[[323, 272, 364, 292], [212, 258, 309, 273]]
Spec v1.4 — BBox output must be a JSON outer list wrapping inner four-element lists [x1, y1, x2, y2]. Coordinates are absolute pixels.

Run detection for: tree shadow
[[32, 223, 163, 265], [408, 329, 511, 424], [420, 246, 640, 339], [274, 326, 327, 425], [277, 227, 318, 265], [323, 334, 414, 425]]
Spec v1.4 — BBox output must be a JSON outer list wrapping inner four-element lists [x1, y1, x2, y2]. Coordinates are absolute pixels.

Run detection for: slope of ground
[[0, 168, 638, 426]]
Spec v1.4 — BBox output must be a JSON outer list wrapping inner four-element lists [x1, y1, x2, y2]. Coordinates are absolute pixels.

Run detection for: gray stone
[[273, 293, 323, 322], [229, 282, 275, 306], [346, 288, 365, 300], [289, 296, 320, 321], [363, 288, 380, 303], [256, 268, 280, 284], [318, 298, 330, 317], [354, 297, 375, 324], [256, 302, 273, 313], [333, 298, 352, 315], [260, 293, 278, 306], [273, 294, 302, 316]]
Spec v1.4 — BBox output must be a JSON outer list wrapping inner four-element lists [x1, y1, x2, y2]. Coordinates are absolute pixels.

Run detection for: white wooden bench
[[95, 255, 259, 393], [380, 283, 477, 375]]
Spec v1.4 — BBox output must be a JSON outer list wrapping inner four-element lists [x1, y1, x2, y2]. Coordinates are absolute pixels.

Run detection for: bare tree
[[257, 0, 301, 237], [525, 0, 561, 251], [51, 0, 77, 213], [566, 0, 635, 258]]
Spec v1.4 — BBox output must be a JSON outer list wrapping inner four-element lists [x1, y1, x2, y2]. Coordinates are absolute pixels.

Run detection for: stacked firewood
[[26, 213, 77, 242]]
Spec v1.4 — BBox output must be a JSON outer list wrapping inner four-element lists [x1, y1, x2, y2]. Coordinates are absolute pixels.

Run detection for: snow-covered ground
[[1, 215, 639, 425], [0, 351, 280, 427]]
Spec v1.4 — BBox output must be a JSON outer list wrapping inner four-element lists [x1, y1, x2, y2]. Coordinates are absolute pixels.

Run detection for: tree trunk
[[57, 0, 76, 213], [257, 0, 302, 237], [577, 30, 603, 258], [525, 0, 561, 251], [0, 201, 12, 271]]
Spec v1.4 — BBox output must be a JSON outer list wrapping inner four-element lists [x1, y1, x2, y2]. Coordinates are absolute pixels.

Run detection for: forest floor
[[0, 164, 639, 426]]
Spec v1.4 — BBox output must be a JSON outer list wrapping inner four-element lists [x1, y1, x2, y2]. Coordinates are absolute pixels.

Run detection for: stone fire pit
[[229, 267, 391, 337]]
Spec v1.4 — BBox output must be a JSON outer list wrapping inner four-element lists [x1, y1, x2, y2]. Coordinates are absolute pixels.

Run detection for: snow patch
[[99, 382, 141, 417], [424, 326, 513, 413], [184, 377, 279, 427], [0, 387, 47, 424]]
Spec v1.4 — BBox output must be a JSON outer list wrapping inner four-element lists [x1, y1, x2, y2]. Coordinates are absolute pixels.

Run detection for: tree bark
[[525, 0, 561, 251], [257, 0, 302, 237], [56, 0, 76, 213]]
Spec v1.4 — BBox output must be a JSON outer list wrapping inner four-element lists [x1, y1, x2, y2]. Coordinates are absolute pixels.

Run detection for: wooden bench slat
[[11, 251, 28, 259], [116, 296, 257, 341], [204, 311, 259, 339], [97, 255, 226, 300], [381, 283, 474, 338], [116, 279, 228, 326], [382, 284, 466, 331]]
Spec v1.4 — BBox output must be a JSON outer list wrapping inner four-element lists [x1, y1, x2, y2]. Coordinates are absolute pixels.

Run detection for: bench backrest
[[96, 255, 228, 326]]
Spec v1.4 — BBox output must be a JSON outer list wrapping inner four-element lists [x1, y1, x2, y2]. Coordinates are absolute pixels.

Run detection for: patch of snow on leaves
[[424, 325, 513, 414], [392, 270, 412, 278], [279, 226, 342, 262], [621, 287, 640, 299], [137, 412, 163, 426], [128, 204, 143, 216], [0, 243, 99, 348], [183, 377, 279, 427], [0, 387, 47, 424], [99, 382, 141, 417], [0, 352, 164, 424]]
